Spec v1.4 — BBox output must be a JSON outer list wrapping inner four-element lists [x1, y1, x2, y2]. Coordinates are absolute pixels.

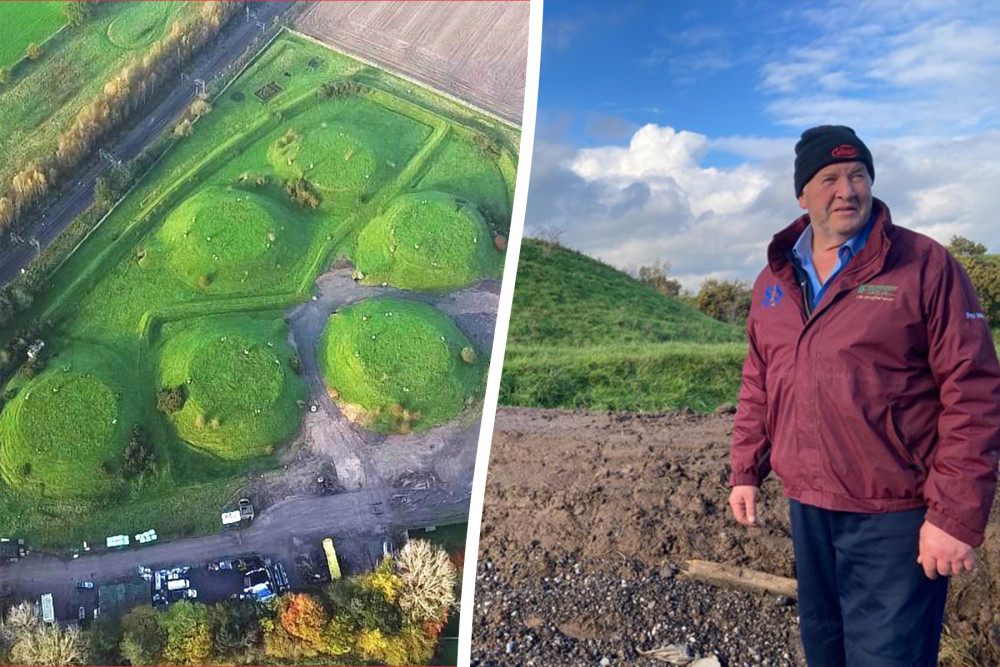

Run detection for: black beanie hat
[[794, 125, 874, 197]]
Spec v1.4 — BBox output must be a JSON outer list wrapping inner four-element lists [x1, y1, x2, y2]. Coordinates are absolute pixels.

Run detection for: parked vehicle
[[76, 581, 94, 590]]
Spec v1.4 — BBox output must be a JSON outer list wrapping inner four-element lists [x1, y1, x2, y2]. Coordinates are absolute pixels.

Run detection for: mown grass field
[[0, 2, 66, 68], [0, 32, 517, 548], [0, 2, 189, 187], [318, 298, 485, 433], [355, 191, 503, 291], [501, 239, 747, 412]]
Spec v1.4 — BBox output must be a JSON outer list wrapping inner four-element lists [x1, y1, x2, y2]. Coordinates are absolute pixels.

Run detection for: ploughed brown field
[[473, 407, 1000, 666], [294, 1, 529, 123]]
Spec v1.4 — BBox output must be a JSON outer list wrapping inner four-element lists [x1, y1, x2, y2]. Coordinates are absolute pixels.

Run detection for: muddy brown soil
[[473, 407, 1000, 666]]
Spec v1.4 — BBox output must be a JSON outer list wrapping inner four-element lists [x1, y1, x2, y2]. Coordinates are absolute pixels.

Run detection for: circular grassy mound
[[355, 191, 503, 291], [268, 124, 378, 196], [106, 6, 168, 49], [317, 298, 484, 433], [157, 318, 305, 460], [156, 188, 308, 291], [0, 344, 141, 499]]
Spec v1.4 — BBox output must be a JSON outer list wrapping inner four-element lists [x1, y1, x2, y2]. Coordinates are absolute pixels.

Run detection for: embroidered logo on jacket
[[857, 284, 898, 302], [762, 285, 783, 308], [967, 311, 987, 320]]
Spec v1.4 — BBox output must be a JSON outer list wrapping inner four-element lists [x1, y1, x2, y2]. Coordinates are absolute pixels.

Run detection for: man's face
[[797, 161, 873, 244]]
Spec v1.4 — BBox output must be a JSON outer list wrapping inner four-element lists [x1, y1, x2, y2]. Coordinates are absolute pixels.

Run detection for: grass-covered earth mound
[[354, 191, 503, 291], [156, 316, 305, 460], [106, 4, 167, 48], [500, 239, 747, 413], [509, 239, 743, 347], [268, 123, 378, 198], [318, 298, 484, 433], [154, 187, 308, 291], [0, 342, 142, 499]]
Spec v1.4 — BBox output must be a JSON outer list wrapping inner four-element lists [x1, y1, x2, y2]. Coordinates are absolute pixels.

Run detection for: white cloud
[[525, 126, 1000, 291], [759, 1, 1000, 136]]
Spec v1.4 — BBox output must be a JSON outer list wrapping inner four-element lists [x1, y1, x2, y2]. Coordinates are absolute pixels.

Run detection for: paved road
[[0, 487, 470, 620], [0, 2, 290, 287]]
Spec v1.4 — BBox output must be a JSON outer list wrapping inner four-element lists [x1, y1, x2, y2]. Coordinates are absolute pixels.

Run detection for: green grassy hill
[[508, 239, 742, 346], [501, 239, 747, 412]]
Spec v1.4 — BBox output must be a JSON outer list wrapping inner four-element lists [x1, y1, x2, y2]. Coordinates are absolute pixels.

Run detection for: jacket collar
[[769, 198, 893, 281]]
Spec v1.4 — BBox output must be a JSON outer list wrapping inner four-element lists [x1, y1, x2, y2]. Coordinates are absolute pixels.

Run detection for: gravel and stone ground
[[472, 407, 1000, 666]]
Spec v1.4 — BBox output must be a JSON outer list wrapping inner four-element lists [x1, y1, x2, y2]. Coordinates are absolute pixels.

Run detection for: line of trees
[[0, 540, 458, 666], [636, 235, 1000, 329], [636, 260, 752, 325], [0, 1, 240, 238]]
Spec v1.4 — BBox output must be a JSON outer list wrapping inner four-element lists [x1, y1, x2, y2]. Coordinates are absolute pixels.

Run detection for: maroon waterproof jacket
[[730, 199, 1000, 547]]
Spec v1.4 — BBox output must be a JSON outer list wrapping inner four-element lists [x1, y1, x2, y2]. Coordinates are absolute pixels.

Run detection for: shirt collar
[[791, 211, 876, 264]]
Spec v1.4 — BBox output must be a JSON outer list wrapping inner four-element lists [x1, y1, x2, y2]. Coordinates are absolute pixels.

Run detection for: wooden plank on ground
[[681, 559, 798, 599]]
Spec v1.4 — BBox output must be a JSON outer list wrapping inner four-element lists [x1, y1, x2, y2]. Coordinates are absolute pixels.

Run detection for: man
[[728, 125, 1000, 667]]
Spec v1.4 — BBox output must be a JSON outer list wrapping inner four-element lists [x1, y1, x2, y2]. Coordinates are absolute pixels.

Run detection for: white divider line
[[458, 0, 543, 664]]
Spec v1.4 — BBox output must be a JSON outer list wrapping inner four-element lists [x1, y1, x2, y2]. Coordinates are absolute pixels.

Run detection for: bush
[[122, 425, 155, 477], [696, 278, 751, 325], [283, 178, 321, 209], [288, 354, 302, 374], [26, 43, 40, 61], [460, 346, 477, 364], [157, 385, 188, 413]]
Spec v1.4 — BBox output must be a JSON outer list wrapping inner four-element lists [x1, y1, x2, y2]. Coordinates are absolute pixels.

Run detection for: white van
[[166, 578, 190, 591]]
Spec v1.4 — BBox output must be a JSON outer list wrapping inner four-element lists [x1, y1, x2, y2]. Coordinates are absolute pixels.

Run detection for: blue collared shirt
[[791, 214, 874, 311]]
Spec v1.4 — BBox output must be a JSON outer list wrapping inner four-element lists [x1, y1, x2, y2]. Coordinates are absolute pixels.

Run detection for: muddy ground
[[472, 407, 1000, 666]]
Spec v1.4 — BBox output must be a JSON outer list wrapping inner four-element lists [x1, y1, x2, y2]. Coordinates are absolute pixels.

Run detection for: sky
[[525, 0, 1000, 290]]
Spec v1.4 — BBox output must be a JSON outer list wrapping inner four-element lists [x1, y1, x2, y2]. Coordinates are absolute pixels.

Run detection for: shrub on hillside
[[949, 235, 1000, 327], [288, 353, 302, 374], [697, 278, 751, 325], [122, 425, 155, 477], [283, 178, 321, 209], [316, 80, 363, 99], [460, 346, 477, 364], [157, 385, 188, 413], [26, 43, 40, 61], [637, 259, 682, 297]]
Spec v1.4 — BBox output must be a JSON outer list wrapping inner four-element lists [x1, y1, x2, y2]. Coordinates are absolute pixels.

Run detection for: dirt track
[[293, 1, 529, 124], [472, 407, 1000, 666]]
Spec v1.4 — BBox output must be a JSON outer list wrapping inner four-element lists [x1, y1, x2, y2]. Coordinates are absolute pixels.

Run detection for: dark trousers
[[788, 500, 949, 667]]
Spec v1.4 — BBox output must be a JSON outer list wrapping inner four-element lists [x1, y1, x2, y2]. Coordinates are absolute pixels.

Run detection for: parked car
[[76, 581, 94, 590]]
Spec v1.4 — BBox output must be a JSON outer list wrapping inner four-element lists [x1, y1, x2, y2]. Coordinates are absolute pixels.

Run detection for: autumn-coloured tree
[[160, 600, 212, 665], [2, 602, 85, 666], [120, 605, 166, 666], [278, 593, 328, 646], [362, 557, 402, 603], [396, 539, 457, 625], [26, 43, 40, 61]]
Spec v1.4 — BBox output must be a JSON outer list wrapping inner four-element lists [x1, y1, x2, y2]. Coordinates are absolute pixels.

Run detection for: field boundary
[[286, 28, 521, 131]]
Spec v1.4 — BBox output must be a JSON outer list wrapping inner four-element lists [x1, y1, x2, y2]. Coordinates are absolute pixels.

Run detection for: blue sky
[[526, 0, 1000, 288]]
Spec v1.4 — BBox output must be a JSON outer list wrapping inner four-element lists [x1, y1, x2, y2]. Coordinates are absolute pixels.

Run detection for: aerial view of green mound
[[354, 191, 503, 291], [268, 122, 379, 198], [0, 342, 142, 499], [156, 316, 305, 460], [317, 297, 484, 433], [154, 187, 308, 291]]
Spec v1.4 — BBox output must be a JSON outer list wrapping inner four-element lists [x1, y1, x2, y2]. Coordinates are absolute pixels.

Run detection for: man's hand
[[917, 520, 975, 579], [729, 485, 760, 526]]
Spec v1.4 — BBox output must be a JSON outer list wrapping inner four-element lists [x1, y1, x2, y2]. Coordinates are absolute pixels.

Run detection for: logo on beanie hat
[[831, 144, 859, 158]]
